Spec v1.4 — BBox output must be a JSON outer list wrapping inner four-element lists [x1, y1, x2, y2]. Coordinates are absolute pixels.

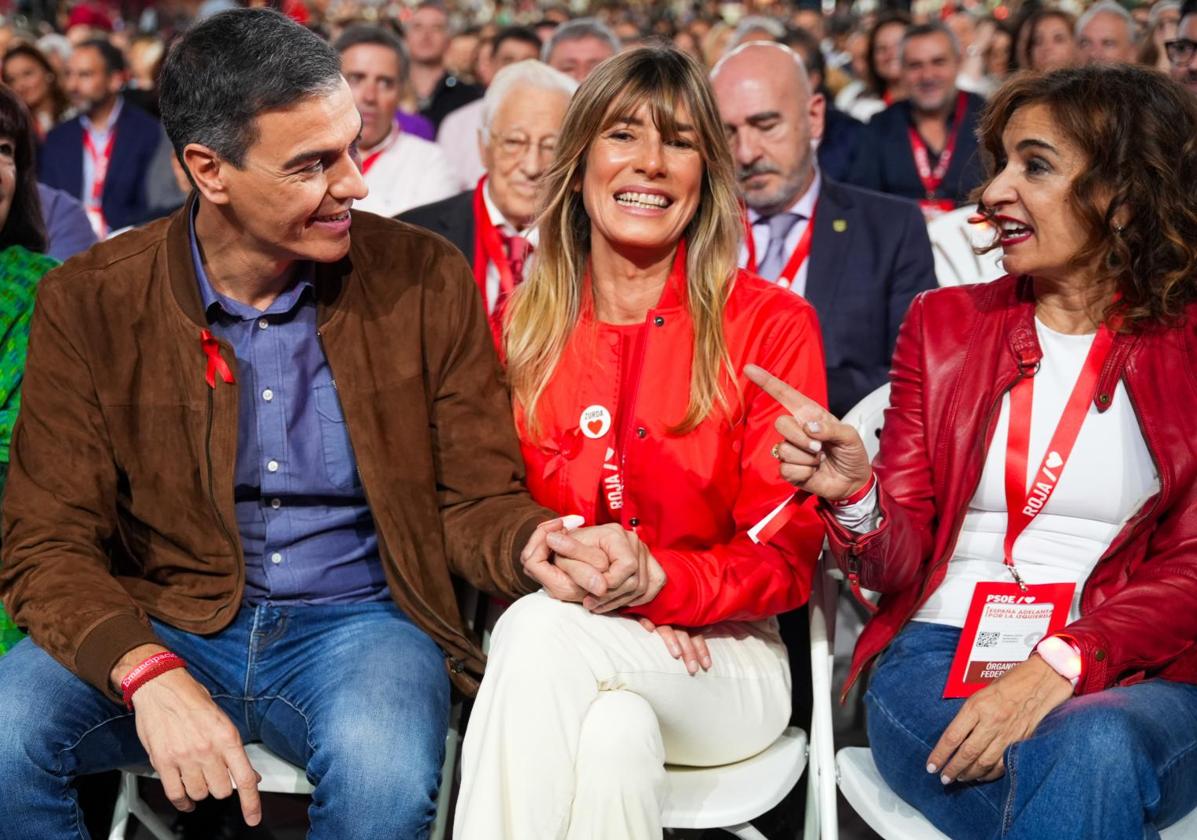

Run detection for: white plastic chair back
[[840, 383, 890, 463], [927, 204, 1005, 287]]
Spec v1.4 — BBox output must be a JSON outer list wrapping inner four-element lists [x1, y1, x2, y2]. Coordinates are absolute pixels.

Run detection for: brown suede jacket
[[0, 201, 551, 701]]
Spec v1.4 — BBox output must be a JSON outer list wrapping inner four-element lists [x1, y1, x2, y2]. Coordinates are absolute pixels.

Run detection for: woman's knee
[[487, 592, 588, 668], [575, 691, 665, 790]]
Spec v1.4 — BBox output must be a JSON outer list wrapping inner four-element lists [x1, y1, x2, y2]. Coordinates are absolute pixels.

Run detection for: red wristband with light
[[829, 471, 877, 508], [120, 651, 186, 710]]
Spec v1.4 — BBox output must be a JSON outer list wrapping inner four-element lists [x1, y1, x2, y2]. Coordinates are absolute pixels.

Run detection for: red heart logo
[[587, 419, 604, 435]]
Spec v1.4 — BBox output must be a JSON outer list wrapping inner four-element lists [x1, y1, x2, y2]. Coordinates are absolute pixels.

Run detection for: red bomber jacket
[[516, 260, 828, 628], [824, 274, 1197, 699]]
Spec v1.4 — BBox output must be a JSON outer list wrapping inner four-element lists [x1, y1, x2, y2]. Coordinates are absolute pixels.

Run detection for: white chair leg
[[106, 772, 135, 840], [431, 706, 463, 840], [109, 772, 178, 840], [723, 823, 769, 840]]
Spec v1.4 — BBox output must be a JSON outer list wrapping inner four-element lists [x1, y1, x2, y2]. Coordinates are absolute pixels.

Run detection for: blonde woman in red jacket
[[756, 66, 1197, 839], [453, 47, 828, 839]]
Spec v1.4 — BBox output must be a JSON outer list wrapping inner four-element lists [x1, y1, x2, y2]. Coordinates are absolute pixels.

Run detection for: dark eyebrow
[[1015, 138, 1059, 155], [281, 116, 364, 170]]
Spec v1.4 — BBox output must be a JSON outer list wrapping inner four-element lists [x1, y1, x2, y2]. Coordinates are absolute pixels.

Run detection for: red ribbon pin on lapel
[[200, 329, 235, 388]]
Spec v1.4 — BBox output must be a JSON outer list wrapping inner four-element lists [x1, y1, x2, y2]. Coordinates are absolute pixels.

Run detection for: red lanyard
[[82, 128, 116, 205], [359, 126, 399, 175], [1002, 324, 1116, 588], [741, 205, 817, 290], [471, 177, 520, 310], [907, 92, 967, 200]]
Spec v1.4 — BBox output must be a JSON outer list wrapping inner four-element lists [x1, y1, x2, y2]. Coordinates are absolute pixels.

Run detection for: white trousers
[[453, 590, 792, 840]]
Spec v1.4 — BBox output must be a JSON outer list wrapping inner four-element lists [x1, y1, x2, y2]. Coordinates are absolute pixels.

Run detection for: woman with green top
[[0, 84, 59, 654]]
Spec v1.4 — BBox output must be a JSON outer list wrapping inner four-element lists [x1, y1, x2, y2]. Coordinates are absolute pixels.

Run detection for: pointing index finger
[[745, 364, 819, 417]]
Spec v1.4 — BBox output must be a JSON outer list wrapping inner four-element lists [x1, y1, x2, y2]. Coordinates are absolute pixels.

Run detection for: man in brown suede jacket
[[0, 10, 648, 838]]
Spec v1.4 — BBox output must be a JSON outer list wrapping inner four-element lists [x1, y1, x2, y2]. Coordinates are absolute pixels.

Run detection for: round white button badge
[[579, 405, 612, 439]]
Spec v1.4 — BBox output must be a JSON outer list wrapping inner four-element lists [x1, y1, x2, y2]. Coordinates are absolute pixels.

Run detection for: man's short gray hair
[[1076, 1, 1137, 40], [541, 18, 621, 64], [900, 21, 962, 62], [729, 16, 787, 49], [480, 60, 578, 134]]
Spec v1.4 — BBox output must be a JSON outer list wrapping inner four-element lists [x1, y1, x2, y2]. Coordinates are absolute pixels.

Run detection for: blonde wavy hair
[[504, 46, 743, 435]]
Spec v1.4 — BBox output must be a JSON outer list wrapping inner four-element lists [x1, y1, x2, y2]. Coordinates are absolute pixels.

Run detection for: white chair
[[108, 743, 313, 840], [662, 727, 808, 840], [823, 386, 1197, 840], [926, 204, 1004, 288]]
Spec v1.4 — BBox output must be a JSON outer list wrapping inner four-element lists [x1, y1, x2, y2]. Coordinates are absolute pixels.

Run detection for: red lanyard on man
[[472, 177, 531, 340], [908, 91, 968, 202], [358, 126, 400, 175], [1002, 322, 1117, 588], [740, 206, 817, 290], [82, 128, 116, 236]]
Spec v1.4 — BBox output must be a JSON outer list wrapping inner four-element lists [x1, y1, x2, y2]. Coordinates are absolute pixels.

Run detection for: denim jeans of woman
[[866, 621, 1197, 840], [0, 601, 449, 839]]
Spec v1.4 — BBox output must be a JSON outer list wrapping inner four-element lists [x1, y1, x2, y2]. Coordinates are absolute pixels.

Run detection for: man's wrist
[[109, 643, 170, 694]]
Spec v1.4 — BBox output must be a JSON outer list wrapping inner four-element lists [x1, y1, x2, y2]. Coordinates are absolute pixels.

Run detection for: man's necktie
[[501, 232, 531, 285], [491, 232, 532, 333], [755, 213, 801, 281]]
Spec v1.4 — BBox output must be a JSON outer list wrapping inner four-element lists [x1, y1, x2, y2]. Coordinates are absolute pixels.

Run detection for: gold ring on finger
[[771, 442, 782, 460]]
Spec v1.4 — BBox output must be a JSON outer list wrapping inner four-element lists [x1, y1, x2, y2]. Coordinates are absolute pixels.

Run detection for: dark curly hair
[[975, 65, 1197, 331]]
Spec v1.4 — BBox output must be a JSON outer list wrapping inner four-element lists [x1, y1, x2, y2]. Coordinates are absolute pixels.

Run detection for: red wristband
[[829, 472, 877, 508], [120, 651, 186, 710]]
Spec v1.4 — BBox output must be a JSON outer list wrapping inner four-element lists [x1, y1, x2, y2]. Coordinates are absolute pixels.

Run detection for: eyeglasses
[[1164, 38, 1197, 65], [490, 132, 558, 161]]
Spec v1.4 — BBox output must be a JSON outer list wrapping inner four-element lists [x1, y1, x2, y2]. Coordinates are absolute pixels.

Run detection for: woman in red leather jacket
[[754, 65, 1197, 839], [452, 48, 827, 839]]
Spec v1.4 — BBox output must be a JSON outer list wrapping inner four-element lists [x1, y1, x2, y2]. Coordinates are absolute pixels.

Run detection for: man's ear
[[182, 143, 231, 206]]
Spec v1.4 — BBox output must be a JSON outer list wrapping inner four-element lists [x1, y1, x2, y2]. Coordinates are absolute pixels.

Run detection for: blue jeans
[[0, 602, 449, 839], [866, 621, 1197, 840]]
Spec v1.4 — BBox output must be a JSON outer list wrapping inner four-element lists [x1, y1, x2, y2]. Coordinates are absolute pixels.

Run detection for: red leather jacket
[[825, 275, 1197, 698], [516, 260, 827, 627]]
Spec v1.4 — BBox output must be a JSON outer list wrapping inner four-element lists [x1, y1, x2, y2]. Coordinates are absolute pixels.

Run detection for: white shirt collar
[[748, 168, 822, 225]]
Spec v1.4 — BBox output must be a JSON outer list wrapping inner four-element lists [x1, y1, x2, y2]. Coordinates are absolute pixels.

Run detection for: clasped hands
[[521, 517, 711, 675]]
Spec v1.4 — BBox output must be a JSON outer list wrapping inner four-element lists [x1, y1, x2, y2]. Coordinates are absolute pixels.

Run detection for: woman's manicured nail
[[806, 420, 822, 433], [809, 440, 822, 453], [702, 656, 712, 669], [926, 763, 937, 774], [940, 774, 952, 786]]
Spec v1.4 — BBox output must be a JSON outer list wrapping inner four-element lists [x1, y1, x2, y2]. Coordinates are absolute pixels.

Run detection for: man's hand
[[520, 519, 666, 611], [551, 524, 666, 613], [113, 647, 262, 826], [639, 618, 711, 675], [521, 516, 604, 602], [927, 655, 1074, 784]]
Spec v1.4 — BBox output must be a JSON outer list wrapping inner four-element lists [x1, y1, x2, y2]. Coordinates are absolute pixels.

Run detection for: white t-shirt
[[355, 129, 458, 218], [911, 319, 1158, 626]]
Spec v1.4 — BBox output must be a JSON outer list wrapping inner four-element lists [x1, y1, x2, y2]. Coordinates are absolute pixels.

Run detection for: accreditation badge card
[[943, 581, 1075, 698]]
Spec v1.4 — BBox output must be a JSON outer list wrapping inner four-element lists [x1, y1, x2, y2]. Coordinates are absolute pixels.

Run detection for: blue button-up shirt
[[190, 213, 388, 605]]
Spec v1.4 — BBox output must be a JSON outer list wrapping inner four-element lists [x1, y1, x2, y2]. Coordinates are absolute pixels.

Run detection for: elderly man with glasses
[[1167, 0, 1197, 95], [399, 60, 577, 344]]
